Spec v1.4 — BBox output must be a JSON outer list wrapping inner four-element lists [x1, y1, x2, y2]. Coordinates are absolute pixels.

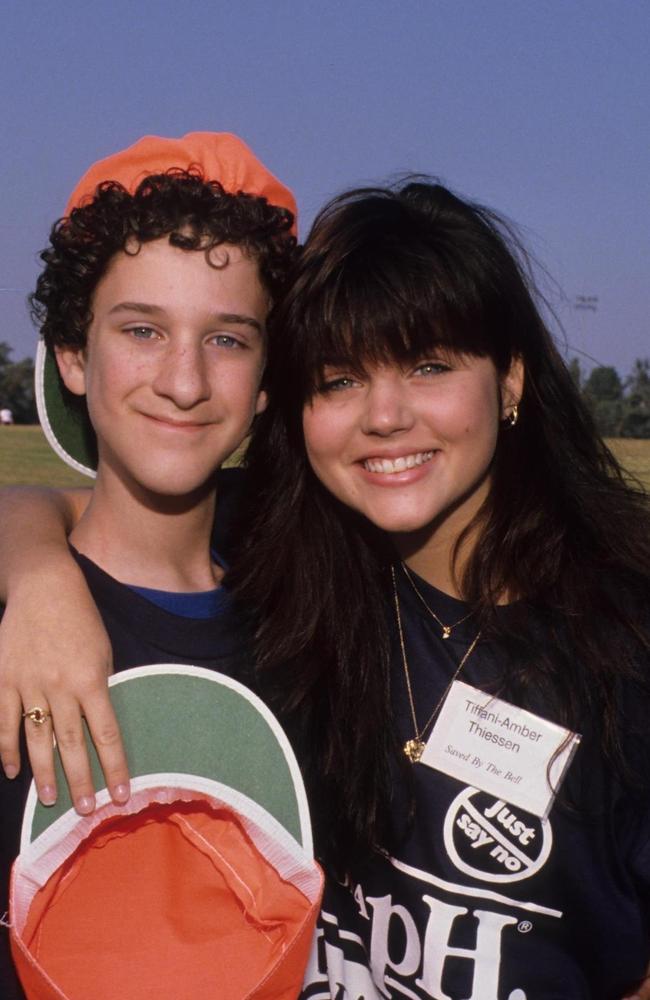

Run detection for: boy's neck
[[70, 469, 222, 593]]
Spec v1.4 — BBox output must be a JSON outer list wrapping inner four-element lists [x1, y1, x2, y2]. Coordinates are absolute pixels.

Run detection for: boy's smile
[[56, 238, 268, 502]]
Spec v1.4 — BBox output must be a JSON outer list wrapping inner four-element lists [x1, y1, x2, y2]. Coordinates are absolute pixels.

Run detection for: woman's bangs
[[298, 251, 494, 396]]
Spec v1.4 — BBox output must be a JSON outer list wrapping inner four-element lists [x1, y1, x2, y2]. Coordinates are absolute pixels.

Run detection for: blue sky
[[1, 0, 648, 374]]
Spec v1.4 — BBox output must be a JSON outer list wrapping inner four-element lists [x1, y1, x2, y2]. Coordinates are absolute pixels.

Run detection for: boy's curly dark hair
[[31, 169, 297, 349]]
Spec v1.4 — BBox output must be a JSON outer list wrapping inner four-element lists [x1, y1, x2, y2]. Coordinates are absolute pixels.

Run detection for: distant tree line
[[570, 357, 650, 439], [0, 342, 37, 424]]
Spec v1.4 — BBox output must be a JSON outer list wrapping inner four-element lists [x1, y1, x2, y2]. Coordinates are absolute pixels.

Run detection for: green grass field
[[0, 425, 245, 488], [1, 424, 650, 491], [0, 425, 91, 488]]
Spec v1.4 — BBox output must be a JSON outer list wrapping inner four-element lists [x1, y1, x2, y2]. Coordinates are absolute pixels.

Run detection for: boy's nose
[[152, 342, 211, 408]]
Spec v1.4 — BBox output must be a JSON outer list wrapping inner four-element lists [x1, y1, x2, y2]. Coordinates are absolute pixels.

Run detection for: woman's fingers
[[0, 547, 130, 813], [21, 696, 58, 805], [0, 685, 24, 779], [23, 689, 131, 814], [74, 688, 130, 805], [40, 693, 97, 812]]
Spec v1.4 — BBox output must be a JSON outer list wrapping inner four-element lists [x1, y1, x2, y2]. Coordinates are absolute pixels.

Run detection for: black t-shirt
[[303, 568, 650, 1000]]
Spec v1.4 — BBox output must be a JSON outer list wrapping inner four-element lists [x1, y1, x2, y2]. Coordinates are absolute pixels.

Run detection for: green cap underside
[[31, 672, 302, 843], [43, 348, 97, 472]]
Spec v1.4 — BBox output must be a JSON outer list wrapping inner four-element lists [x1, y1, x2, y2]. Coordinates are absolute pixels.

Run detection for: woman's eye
[[415, 361, 450, 376], [320, 376, 357, 393]]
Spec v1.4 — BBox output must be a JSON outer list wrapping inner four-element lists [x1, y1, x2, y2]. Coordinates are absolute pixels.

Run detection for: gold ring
[[22, 706, 51, 725]]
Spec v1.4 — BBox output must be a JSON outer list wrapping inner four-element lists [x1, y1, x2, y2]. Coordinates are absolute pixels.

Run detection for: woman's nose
[[360, 377, 414, 436]]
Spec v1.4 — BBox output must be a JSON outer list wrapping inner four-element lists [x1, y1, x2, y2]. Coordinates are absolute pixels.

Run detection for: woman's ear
[[54, 345, 87, 397], [500, 355, 525, 421], [255, 388, 268, 416]]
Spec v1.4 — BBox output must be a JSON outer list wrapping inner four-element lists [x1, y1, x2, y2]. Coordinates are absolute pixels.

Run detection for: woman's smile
[[303, 356, 522, 543], [362, 450, 436, 475]]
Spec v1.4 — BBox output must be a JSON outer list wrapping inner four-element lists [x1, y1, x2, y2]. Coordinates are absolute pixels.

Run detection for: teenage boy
[[0, 131, 297, 999]]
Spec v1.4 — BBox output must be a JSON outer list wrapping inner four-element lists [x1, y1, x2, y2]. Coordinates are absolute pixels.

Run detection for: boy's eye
[[212, 334, 242, 349], [127, 326, 159, 341]]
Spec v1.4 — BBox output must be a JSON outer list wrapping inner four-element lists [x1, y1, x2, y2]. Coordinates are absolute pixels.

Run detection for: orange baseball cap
[[64, 131, 297, 228], [10, 665, 322, 1000]]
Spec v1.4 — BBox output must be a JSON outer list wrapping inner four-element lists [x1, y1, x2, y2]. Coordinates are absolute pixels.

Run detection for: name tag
[[419, 680, 581, 818]]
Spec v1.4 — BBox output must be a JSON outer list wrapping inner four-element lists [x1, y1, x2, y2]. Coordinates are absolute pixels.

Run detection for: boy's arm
[[0, 487, 130, 813]]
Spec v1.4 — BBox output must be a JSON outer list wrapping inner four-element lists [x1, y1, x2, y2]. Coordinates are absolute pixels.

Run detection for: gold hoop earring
[[506, 404, 519, 428]]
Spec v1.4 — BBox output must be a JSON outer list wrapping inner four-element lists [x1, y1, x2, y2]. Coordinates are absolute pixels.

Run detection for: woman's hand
[[0, 486, 130, 812]]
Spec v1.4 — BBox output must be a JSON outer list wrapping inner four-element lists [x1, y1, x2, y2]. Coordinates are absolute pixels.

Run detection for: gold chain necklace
[[391, 565, 482, 763], [401, 562, 475, 639]]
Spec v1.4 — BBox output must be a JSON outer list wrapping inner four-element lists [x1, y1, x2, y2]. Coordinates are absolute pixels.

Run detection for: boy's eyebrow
[[217, 312, 264, 333], [108, 302, 264, 333]]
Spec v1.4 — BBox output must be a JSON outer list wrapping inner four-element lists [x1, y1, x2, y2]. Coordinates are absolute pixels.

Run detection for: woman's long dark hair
[[231, 179, 650, 871]]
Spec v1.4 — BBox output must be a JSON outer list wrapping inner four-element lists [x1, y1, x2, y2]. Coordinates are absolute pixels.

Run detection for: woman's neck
[[392, 470, 493, 597], [395, 532, 468, 598], [393, 506, 481, 599]]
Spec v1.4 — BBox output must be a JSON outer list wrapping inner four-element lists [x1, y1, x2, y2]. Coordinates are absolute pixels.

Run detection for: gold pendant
[[442, 626, 451, 639], [404, 738, 425, 762]]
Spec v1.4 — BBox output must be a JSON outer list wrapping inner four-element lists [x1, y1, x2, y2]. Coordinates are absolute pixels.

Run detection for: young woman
[[233, 180, 650, 998], [1, 179, 650, 998]]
